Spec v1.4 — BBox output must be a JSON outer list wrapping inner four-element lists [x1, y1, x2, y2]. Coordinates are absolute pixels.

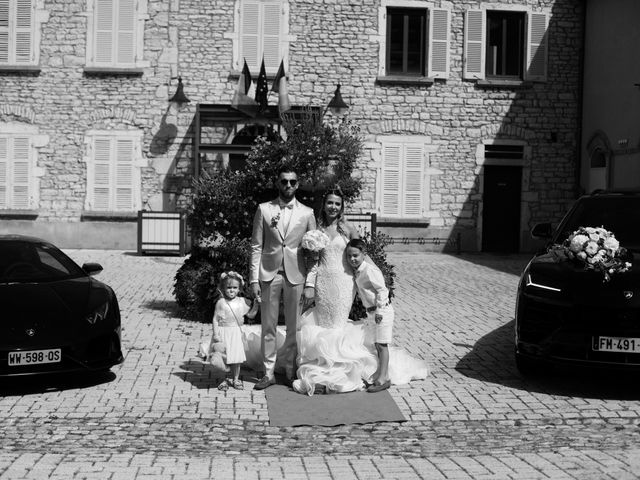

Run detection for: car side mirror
[[82, 262, 103, 276], [531, 223, 553, 239]]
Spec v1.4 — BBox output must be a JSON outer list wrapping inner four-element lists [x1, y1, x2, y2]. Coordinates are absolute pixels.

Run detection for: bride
[[292, 187, 428, 395]]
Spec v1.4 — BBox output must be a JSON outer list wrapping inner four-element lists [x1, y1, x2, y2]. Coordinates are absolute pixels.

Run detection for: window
[[486, 11, 524, 78], [379, 138, 430, 218], [0, 134, 33, 209], [378, 1, 450, 79], [0, 0, 37, 66], [485, 144, 524, 161], [235, 0, 287, 74], [85, 0, 148, 70], [464, 7, 548, 82], [84, 131, 143, 212], [386, 8, 426, 76]]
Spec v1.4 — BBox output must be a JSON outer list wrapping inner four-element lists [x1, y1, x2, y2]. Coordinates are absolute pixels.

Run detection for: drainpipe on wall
[[575, 1, 587, 198]]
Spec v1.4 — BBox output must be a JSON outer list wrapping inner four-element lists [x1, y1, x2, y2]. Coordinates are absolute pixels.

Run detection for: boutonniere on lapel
[[270, 212, 281, 228]]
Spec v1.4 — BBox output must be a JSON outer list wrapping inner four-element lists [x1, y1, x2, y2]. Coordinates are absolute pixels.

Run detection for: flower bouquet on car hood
[[550, 226, 632, 282]]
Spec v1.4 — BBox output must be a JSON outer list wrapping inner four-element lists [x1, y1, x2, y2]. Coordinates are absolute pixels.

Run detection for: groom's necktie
[[280, 202, 293, 233]]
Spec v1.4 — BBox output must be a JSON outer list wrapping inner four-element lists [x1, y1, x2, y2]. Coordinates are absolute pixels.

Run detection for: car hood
[[526, 251, 640, 307], [0, 276, 111, 346]]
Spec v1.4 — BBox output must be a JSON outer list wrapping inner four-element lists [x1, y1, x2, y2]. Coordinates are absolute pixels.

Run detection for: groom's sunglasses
[[279, 179, 298, 186]]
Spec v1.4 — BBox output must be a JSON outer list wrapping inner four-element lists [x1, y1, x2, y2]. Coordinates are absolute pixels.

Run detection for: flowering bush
[[174, 237, 251, 322], [174, 107, 376, 322], [551, 226, 632, 282]]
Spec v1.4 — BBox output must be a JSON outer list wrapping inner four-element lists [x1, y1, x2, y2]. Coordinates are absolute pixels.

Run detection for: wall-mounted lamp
[[326, 84, 349, 116], [169, 77, 190, 106]]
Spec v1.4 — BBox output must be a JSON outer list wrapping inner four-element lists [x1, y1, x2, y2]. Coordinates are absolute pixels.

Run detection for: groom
[[249, 165, 316, 390]]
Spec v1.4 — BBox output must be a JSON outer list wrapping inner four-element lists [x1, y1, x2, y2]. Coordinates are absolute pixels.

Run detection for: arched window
[[590, 148, 607, 168], [586, 132, 611, 192]]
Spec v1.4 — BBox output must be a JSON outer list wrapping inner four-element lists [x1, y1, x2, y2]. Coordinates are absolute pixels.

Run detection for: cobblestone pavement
[[1, 251, 640, 479]]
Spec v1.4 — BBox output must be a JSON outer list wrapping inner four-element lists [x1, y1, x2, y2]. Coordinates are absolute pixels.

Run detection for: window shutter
[[14, 0, 31, 63], [95, 0, 114, 64], [11, 136, 29, 208], [428, 7, 450, 79], [117, 0, 135, 64], [463, 9, 485, 80], [402, 144, 424, 217], [0, 0, 8, 63], [526, 12, 548, 82], [381, 144, 401, 216], [115, 138, 133, 210], [262, 2, 281, 72], [241, 1, 260, 70], [0, 137, 7, 208], [93, 138, 112, 210]]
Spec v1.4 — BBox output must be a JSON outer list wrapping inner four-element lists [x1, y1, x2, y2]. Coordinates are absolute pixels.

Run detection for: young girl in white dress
[[204, 271, 259, 391]]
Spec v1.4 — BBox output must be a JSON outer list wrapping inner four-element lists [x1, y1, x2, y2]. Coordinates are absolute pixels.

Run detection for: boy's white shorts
[[365, 304, 394, 344]]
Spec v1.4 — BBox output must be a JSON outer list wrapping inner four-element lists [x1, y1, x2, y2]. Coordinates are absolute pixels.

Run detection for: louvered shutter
[[115, 138, 133, 210], [262, 2, 281, 72], [0, 137, 7, 208], [403, 144, 424, 217], [11, 137, 29, 208], [95, 0, 114, 64], [463, 9, 484, 80], [117, 0, 135, 64], [93, 138, 112, 210], [241, 1, 260, 70], [526, 12, 548, 82], [381, 144, 401, 216], [0, 0, 8, 63], [14, 0, 31, 63], [428, 7, 450, 78]]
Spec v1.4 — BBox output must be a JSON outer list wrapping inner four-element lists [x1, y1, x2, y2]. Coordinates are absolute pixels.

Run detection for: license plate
[[593, 336, 640, 353], [8, 349, 62, 366]]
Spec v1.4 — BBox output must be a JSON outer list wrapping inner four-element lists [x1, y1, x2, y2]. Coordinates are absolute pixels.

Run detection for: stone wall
[[1, 0, 583, 252]]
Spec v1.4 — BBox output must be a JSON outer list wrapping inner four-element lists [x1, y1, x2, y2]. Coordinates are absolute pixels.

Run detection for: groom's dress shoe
[[254, 376, 276, 390], [367, 380, 391, 393]]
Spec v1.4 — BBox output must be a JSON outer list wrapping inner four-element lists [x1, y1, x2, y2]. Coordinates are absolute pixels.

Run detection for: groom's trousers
[[260, 272, 303, 380]]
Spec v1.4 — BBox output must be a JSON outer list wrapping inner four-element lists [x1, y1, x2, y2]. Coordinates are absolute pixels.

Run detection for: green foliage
[[173, 108, 395, 323], [349, 232, 396, 321], [174, 237, 251, 322]]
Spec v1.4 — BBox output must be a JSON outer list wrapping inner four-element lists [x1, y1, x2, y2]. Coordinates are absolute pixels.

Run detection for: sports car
[[515, 190, 640, 374], [0, 235, 123, 377]]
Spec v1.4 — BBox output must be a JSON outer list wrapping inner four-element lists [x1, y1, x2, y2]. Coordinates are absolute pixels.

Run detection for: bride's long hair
[[317, 186, 348, 238]]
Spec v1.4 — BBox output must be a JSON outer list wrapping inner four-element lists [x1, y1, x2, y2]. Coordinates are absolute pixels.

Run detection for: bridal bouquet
[[550, 226, 632, 282], [301, 230, 330, 263]]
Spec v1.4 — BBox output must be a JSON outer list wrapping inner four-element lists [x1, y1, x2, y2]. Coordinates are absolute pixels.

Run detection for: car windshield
[[556, 196, 640, 252], [0, 241, 85, 283]]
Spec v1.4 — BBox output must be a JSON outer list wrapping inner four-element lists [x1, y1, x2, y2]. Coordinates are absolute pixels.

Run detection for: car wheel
[[515, 352, 541, 377]]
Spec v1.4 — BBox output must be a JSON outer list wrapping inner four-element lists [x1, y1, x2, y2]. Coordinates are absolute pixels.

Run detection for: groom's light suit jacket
[[250, 198, 317, 286]]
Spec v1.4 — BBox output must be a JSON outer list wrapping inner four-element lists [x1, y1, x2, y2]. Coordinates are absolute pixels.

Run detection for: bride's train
[[292, 310, 377, 395], [292, 310, 429, 396]]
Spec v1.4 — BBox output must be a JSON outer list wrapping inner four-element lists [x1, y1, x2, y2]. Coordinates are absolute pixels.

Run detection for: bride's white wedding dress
[[292, 232, 429, 396]]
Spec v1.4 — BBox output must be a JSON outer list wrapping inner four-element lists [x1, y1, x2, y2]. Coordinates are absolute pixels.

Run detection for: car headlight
[[525, 273, 562, 293], [87, 302, 109, 324]]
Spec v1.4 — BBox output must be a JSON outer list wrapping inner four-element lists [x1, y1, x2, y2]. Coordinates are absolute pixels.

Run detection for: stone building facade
[[0, 0, 583, 252]]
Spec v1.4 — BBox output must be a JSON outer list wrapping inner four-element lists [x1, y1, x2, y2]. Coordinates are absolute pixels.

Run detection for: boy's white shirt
[[354, 261, 389, 311]]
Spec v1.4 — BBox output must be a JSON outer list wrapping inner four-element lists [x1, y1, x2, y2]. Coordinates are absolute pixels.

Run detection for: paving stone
[[1, 252, 639, 479]]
